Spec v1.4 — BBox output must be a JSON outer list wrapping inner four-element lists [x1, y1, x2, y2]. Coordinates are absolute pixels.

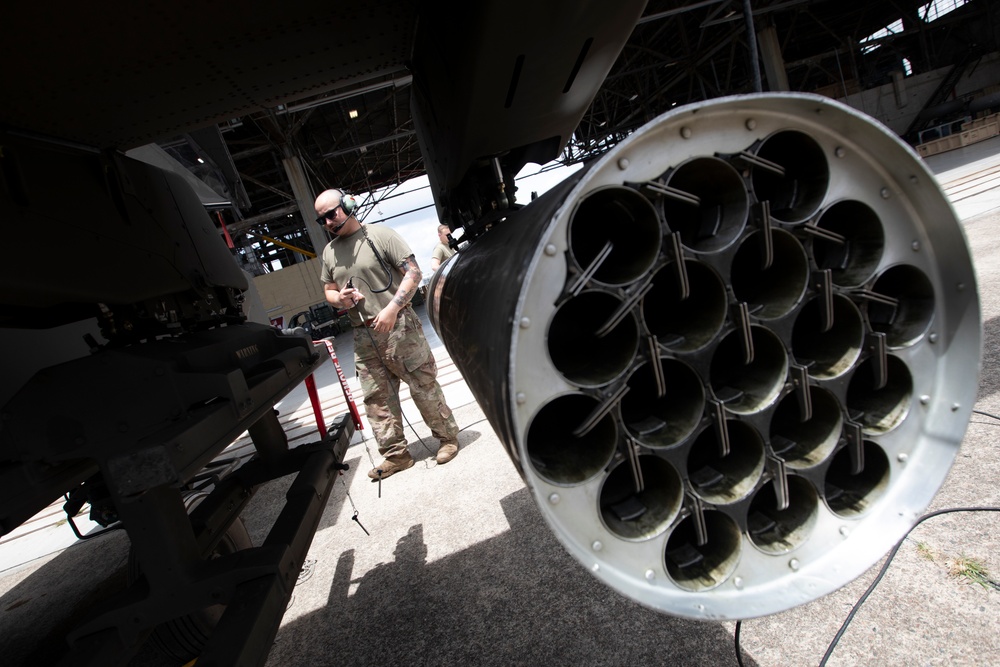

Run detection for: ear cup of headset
[[341, 193, 357, 215]]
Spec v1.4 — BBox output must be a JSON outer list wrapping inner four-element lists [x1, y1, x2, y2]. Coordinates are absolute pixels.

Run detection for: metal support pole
[[756, 24, 789, 91], [743, 0, 762, 93], [281, 151, 330, 261]]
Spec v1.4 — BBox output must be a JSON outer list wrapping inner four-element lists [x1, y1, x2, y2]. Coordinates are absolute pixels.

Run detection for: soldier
[[429, 223, 456, 271], [315, 188, 459, 479]]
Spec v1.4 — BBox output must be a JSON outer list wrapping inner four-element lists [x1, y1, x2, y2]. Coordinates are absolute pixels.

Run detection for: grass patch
[[948, 554, 992, 589]]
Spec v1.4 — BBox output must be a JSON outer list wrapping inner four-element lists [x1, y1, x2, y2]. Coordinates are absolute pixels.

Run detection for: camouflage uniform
[[354, 305, 458, 459]]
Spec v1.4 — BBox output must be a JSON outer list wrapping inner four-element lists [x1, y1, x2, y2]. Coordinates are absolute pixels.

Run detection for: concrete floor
[[1, 135, 999, 666]]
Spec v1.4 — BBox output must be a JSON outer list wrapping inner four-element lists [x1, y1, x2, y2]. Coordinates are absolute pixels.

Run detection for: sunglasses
[[315, 205, 342, 226]]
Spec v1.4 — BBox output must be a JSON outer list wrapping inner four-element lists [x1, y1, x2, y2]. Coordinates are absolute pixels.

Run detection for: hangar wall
[[830, 50, 1000, 135], [252, 257, 327, 328]]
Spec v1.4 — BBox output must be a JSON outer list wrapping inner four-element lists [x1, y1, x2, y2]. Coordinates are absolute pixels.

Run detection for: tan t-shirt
[[432, 242, 456, 265], [320, 224, 414, 326]]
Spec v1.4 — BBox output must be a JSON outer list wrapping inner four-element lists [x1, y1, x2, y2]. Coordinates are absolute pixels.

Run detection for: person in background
[[429, 223, 456, 272], [315, 188, 460, 480]]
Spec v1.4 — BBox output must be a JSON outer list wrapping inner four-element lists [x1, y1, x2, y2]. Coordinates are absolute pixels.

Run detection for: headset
[[339, 190, 358, 216]]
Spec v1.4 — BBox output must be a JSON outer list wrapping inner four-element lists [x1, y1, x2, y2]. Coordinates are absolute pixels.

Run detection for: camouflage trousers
[[354, 306, 458, 460]]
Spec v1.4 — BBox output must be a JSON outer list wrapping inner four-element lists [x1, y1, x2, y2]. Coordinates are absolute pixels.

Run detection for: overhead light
[[348, 109, 359, 119], [196, 157, 205, 164]]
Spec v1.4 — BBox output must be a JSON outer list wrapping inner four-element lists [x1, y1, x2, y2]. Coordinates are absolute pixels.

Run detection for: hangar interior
[[149, 0, 1000, 273], [1, 1, 998, 665]]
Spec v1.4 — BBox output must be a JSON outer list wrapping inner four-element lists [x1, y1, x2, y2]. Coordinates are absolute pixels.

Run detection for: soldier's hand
[[372, 306, 399, 333], [341, 286, 363, 306]]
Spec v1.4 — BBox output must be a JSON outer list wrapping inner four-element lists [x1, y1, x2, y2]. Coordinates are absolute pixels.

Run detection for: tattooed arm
[[371, 254, 422, 332]]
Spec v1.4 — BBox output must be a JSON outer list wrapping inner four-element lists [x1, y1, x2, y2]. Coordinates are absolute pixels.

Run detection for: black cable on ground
[[734, 620, 746, 667], [459, 417, 489, 433], [972, 408, 1000, 422], [817, 506, 1000, 666], [731, 506, 1000, 666]]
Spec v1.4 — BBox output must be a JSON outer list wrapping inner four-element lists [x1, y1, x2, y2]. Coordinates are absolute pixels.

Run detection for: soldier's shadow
[[267, 488, 758, 667]]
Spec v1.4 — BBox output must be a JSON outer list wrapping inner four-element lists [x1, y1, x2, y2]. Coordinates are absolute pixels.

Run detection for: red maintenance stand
[[304, 339, 364, 438]]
